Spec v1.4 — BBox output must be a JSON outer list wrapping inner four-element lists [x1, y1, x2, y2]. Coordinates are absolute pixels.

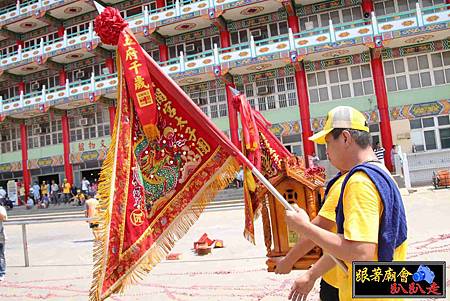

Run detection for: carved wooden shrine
[[258, 157, 326, 271]]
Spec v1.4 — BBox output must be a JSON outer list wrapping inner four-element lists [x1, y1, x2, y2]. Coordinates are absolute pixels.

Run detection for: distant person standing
[[311, 152, 320, 167], [0, 204, 7, 281], [32, 182, 40, 204], [85, 194, 100, 240], [373, 142, 385, 164], [19, 184, 25, 206], [81, 177, 90, 195], [235, 169, 243, 188], [40, 181, 48, 197], [50, 180, 59, 205], [391, 145, 398, 173], [62, 179, 71, 204]]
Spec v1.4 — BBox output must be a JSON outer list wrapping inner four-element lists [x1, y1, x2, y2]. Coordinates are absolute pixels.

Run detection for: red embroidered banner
[[90, 8, 242, 300], [117, 29, 159, 140], [232, 91, 291, 244]]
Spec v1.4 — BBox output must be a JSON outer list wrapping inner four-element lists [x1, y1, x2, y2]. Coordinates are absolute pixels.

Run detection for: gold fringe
[[244, 168, 256, 192], [90, 104, 240, 301], [243, 177, 256, 245], [89, 55, 123, 301], [104, 156, 240, 298], [142, 123, 160, 141]]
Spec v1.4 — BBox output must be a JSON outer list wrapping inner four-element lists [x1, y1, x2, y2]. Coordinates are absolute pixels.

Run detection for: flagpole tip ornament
[[94, 6, 128, 46]]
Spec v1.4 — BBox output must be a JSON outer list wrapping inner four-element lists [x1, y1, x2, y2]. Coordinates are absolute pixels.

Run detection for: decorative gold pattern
[[402, 20, 415, 26], [404, 35, 434, 44], [358, 28, 370, 34], [316, 36, 327, 42], [381, 24, 393, 30], [246, 63, 271, 71], [322, 49, 350, 58]]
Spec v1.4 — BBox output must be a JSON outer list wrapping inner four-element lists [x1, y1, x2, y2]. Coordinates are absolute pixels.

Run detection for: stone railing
[[0, 0, 63, 26]]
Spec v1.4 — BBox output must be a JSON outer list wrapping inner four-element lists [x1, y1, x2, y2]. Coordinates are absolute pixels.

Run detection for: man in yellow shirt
[[274, 172, 347, 300], [285, 106, 408, 301], [85, 194, 100, 240], [62, 178, 71, 204], [40, 181, 48, 197]]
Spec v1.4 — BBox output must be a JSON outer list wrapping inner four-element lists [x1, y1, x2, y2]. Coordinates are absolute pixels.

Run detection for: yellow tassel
[[91, 147, 240, 300], [142, 124, 160, 141], [244, 168, 256, 192]]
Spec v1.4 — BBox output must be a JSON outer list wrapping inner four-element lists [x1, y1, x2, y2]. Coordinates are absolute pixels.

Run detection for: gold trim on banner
[[90, 53, 124, 301], [89, 55, 241, 301], [103, 155, 239, 298]]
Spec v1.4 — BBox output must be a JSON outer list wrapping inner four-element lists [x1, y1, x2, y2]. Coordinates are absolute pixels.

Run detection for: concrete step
[[213, 188, 243, 202], [6, 189, 246, 220], [192, 199, 244, 212]]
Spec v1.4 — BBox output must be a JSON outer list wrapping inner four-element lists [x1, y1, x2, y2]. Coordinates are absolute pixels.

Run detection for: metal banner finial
[[94, 1, 106, 14]]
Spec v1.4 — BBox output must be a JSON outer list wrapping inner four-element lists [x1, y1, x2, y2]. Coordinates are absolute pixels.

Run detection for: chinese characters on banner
[[353, 261, 445, 298]]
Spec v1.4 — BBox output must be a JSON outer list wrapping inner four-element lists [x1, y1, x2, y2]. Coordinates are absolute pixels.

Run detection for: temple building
[[0, 0, 449, 190]]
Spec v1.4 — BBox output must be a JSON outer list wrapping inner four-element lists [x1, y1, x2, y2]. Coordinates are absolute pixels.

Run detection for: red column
[[61, 113, 74, 185], [288, 15, 299, 34], [18, 81, 25, 94], [57, 26, 65, 38], [225, 83, 240, 148], [362, 0, 374, 18], [288, 15, 314, 166], [220, 30, 231, 49], [109, 105, 116, 133], [294, 63, 314, 167], [106, 56, 115, 74], [16, 40, 24, 48], [370, 50, 393, 171], [59, 68, 66, 86], [156, 0, 165, 8], [158, 44, 169, 62], [20, 123, 30, 202]]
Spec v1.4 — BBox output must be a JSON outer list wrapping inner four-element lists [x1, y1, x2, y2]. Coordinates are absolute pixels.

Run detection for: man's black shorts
[[320, 278, 339, 301]]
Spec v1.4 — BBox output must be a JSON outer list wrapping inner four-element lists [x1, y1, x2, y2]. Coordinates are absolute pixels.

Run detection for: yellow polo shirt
[[337, 171, 407, 301], [317, 173, 346, 288], [63, 182, 71, 194]]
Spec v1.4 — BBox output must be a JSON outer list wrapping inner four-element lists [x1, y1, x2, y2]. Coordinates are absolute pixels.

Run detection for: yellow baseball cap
[[309, 106, 369, 144]]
